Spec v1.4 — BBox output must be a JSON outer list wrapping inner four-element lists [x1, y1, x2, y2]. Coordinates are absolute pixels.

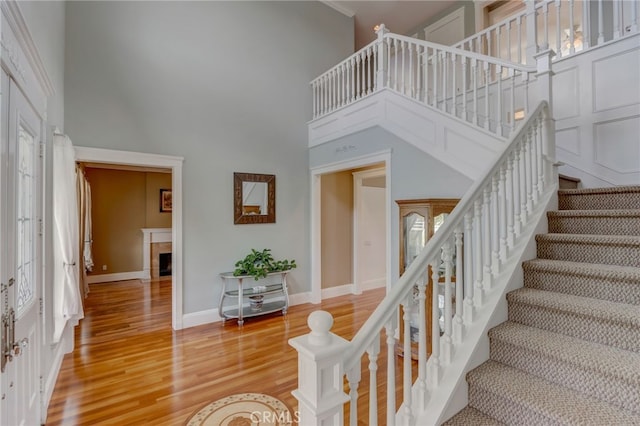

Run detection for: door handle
[[12, 338, 28, 357]]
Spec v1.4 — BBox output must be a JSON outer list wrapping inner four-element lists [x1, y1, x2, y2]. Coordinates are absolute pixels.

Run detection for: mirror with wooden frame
[[233, 172, 276, 224]]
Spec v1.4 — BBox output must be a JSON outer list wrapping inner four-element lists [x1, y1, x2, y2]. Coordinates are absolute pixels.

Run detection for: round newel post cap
[[307, 310, 334, 346]]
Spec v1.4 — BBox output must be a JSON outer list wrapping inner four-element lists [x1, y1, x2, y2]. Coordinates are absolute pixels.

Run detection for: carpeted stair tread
[[442, 406, 504, 425], [535, 233, 640, 267], [467, 360, 640, 424], [489, 322, 640, 412], [558, 185, 640, 210], [547, 209, 640, 235], [523, 258, 640, 305], [508, 288, 640, 328]]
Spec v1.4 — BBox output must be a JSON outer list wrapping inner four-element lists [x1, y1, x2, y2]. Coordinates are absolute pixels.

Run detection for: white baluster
[[463, 213, 475, 323], [497, 65, 503, 136], [453, 229, 464, 343], [531, 118, 540, 203], [487, 31, 492, 57], [520, 140, 529, 224], [452, 53, 457, 117], [394, 38, 399, 92], [496, 24, 502, 60], [537, 117, 545, 193], [462, 57, 468, 122], [424, 47, 430, 104], [499, 165, 509, 262], [472, 59, 478, 126], [482, 188, 492, 290], [442, 52, 448, 112], [386, 37, 392, 88], [598, 0, 604, 44], [569, 0, 576, 54], [513, 145, 523, 235], [525, 130, 534, 215], [517, 15, 523, 64], [361, 51, 367, 96], [556, 0, 562, 56], [401, 40, 406, 95], [507, 20, 512, 62], [350, 57, 356, 103], [473, 200, 484, 306], [385, 324, 396, 426], [543, 2, 550, 50], [582, 0, 591, 49], [367, 47, 373, 94], [347, 365, 360, 425], [433, 50, 438, 108], [441, 242, 453, 364], [484, 61, 490, 131], [613, 0, 622, 39], [632, 0, 639, 32], [417, 45, 422, 101], [402, 297, 413, 424], [428, 259, 441, 388], [355, 54, 361, 100], [409, 42, 414, 98], [506, 151, 516, 247], [368, 340, 379, 426], [417, 274, 428, 408], [510, 69, 516, 134], [491, 175, 500, 276]]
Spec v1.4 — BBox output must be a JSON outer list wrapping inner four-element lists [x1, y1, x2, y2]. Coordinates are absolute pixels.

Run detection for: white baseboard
[[360, 277, 386, 291], [41, 324, 74, 423], [321, 283, 355, 300], [86, 271, 146, 284]]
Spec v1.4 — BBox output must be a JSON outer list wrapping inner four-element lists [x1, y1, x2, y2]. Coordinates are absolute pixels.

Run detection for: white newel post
[[375, 23, 389, 90], [289, 311, 350, 426]]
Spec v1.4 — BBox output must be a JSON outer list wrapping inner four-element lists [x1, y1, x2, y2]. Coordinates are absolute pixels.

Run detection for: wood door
[[0, 70, 43, 426]]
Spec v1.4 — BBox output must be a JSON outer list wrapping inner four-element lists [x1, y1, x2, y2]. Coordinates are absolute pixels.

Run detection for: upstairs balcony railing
[[455, 0, 639, 65], [292, 101, 556, 425], [311, 29, 537, 138]]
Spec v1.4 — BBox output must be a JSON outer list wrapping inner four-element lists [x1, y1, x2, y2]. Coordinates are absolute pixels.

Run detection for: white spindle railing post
[[613, 0, 622, 39], [463, 213, 474, 323], [597, 0, 605, 44], [347, 363, 361, 425], [428, 260, 441, 389], [582, 0, 591, 49], [473, 200, 484, 306], [556, 0, 562, 57], [417, 273, 428, 408], [525, 0, 539, 64], [402, 297, 413, 425], [569, 0, 576, 55], [491, 175, 500, 275], [632, 0, 639, 32], [453, 229, 464, 343], [441, 242, 453, 364], [289, 311, 350, 426], [385, 323, 396, 426], [367, 340, 380, 426]]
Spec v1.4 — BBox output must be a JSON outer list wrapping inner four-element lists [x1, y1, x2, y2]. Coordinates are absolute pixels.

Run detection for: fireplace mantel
[[141, 228, 172, 280]]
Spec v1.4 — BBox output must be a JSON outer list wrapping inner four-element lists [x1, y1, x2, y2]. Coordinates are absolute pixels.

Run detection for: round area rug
[[185, 393, 293, 426]]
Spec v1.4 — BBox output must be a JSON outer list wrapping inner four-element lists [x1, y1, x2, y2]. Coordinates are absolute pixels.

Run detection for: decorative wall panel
[[593, 48, 640, 113], [594, 115, 640, 173]]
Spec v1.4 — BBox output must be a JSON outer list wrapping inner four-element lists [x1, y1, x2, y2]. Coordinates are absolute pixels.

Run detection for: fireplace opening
[[159, 252, 172, 277]]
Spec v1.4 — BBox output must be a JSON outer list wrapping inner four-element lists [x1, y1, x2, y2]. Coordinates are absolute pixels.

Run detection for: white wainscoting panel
[[556, 127, 581, 156], [593, 47, 640, 113], [594, 115, 640, 173], [552, 67, 580, 120]]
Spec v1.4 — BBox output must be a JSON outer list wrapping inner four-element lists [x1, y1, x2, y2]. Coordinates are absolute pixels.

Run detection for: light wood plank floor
[[46, 279, 416, 425]]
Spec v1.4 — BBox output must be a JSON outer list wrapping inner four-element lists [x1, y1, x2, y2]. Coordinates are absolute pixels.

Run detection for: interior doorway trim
[[310, 149, 392, 304], [74, 146, 185, 330]]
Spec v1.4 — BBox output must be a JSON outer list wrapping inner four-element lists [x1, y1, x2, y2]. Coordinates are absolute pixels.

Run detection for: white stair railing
[[311, 25, 537, 138], [454, 0, 640, 65], [291, 101, 555, 425]]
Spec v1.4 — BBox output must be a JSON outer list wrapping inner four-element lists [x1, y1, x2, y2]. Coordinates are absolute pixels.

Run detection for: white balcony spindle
[[496, 24, 502, 60], [482, 188, 492, 290], [543, 2, 550, 50], [452, 53, 457, 117], [386, 37, 392, 88], [556, 0, 562, 56], [417, 275, 428, 408], [441, 242, 453, 364], [632, 0, 639, 32], [525, 132, 534, 215], [582, 0, 591, 49], [506, 152, 516, 247], [499, 165, 508, 261], [484, 61, 490, 130], [462, 57, 468, 121], [569, 0, 576, 54], [531, 119, 540, 203], [347, 366, 360, 425], [598, 0, 605, 44], [517, 15, 523, 64], [443, 52, 449, 112], [409, 43, 415, 97], [497, 65, 503, 136], [613, 0, 622, 39], [520, 140, 529, 223], [472, 59, 478, 125], [513, 146, 523, 235]]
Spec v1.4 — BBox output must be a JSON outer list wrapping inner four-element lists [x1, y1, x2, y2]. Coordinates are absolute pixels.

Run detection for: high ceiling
[[323, 1, 457, 49]]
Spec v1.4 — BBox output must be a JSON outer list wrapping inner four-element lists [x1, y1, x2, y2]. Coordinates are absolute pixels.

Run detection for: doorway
[[310, 150, 392, 303], [73, 147, 184, 329]]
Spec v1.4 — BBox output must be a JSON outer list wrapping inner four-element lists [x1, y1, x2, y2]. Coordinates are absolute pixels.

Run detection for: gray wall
[[310, 126, 472, 281], [64, 1, 354, 313]]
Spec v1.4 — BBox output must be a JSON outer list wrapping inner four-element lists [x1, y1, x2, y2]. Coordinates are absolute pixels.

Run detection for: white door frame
[[74, 146, 185, 330], [310, 150, 392, 303], [352, 167, 386, 295]]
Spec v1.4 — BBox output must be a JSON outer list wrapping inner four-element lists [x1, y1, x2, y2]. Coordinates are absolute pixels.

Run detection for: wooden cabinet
[[396, 198, 458, 359]]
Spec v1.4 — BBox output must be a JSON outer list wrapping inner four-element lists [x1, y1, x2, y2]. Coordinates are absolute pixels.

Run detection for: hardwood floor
[[46, 279, 416, 425]]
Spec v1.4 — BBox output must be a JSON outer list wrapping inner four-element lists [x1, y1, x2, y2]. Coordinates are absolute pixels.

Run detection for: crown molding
[[321, 1, 355, 18], [1, 0, 55, 96]]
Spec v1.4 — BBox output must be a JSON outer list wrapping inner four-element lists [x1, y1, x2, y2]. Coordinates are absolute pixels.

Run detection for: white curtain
[[53, 134, 83, 343], [82, 177, 94, 273]]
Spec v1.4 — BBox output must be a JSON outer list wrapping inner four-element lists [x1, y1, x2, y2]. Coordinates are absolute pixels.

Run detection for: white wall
[[63, 1, 354, 313]]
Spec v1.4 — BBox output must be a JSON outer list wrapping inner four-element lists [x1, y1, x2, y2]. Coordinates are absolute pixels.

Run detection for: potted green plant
[[233, 248, 296, 280]]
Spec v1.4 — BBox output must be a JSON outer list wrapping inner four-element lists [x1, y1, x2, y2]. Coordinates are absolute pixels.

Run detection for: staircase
[[445, 186, 640, 424]]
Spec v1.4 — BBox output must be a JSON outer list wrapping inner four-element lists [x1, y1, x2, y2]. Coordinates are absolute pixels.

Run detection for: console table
[[219, 270, 290, 326]]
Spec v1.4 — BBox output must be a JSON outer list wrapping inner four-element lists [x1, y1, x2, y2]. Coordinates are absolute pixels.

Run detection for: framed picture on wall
[[160, 189, 172, 212]]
